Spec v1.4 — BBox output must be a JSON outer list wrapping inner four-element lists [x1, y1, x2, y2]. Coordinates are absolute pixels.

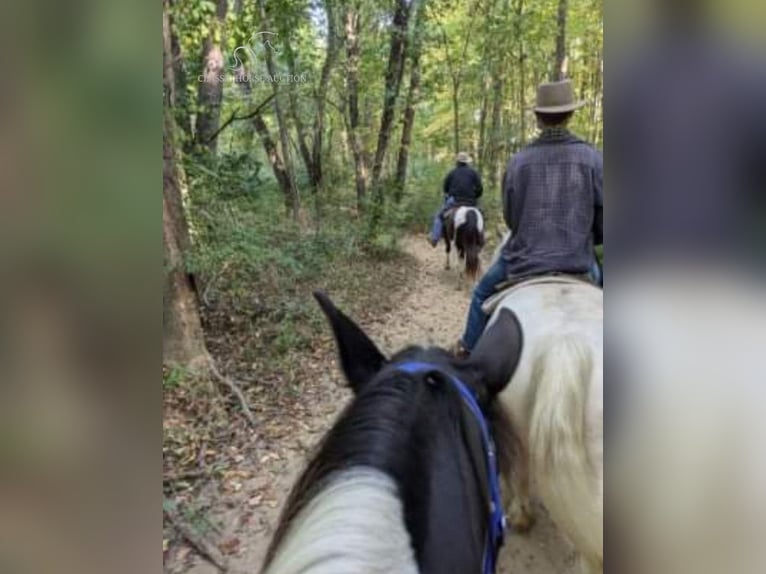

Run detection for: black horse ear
[[313, 291, 387, 393], [463, 308, 523, 395]]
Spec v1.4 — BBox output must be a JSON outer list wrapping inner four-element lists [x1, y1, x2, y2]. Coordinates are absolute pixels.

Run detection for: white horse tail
[[529, 335, 602, 569]]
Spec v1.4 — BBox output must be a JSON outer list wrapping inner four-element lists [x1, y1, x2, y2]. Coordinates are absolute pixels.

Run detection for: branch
[[324, 96, 346, 115], [208, 357, 258, 430], [164, 505, 228, 572], [204, 93, 276, 144], [163, 469, 208, 484], [460, 0, 481, 61]]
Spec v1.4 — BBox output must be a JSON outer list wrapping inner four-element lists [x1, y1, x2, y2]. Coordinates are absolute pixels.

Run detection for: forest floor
[[168, 235, 576, 574]]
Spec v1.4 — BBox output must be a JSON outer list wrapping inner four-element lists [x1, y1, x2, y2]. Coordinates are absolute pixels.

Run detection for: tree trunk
[[487, 75, 504, 188], [195, 0, 227, 153], [311, 0, 340, 192], [394, 0, 426, 202], [477, 83, 490, 171], [163, 2, 207, 368], [167, 0, 193, 150], [284, 38, 315, 190], [475, 0, 497, 172], [258, 0, 300, 219], [344, 3, 368, 212], [451, 78, 461, 155], [552, 0, 568, 81], [515, 0, 526, 145], [393, 58, 421, 202], [163, 166, 208, 368], [438, 10, 476, 157], [252, 113, 295, 211], [370, 0, 411, 199], [590, 52, 603, 145]]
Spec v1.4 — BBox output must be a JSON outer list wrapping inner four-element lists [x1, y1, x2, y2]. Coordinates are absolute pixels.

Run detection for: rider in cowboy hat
[[428, 151, 484, 247], [456, 79, 603, 356]]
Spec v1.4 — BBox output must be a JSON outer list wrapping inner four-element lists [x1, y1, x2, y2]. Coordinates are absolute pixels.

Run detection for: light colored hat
[[533, 80, 586, 114], [456, 151, 472, 163]]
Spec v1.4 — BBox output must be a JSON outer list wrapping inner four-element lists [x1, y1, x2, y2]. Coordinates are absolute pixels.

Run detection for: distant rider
[[428, 151, 484, 247]]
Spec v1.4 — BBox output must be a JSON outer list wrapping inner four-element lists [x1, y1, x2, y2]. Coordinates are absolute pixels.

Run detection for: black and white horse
[[443, 206, 485, 285], [260, 292, 523, 574]]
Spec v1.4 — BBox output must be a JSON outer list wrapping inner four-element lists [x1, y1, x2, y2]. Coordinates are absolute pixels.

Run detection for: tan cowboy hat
[[533, 80, 586, 114], [456, 151, 472, 163]]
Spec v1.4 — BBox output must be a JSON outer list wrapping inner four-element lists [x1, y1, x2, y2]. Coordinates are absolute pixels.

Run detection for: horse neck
[[263, 377, 489, 574], [262, 467, 419, 574], [414, 409, 489, 573]]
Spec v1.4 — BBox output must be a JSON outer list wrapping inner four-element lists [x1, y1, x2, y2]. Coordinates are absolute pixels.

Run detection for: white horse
[[484, 238, 603, 573]]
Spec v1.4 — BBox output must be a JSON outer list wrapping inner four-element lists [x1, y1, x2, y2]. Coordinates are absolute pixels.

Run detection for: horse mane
[[262, 346, 516, 572]]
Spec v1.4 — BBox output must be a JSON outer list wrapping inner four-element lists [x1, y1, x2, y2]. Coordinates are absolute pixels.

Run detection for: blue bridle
[[396, 361, 507, 574]]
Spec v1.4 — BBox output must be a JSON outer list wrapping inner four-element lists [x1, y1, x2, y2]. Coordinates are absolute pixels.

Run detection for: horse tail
[[529, 336, 602, 565], [460, 209, 482, 280]]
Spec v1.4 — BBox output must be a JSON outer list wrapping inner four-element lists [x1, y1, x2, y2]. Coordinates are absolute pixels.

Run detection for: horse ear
[[313, 291, 387, 393], [463, 308, 523, 395]]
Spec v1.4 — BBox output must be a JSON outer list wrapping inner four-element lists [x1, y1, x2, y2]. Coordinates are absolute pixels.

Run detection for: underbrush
[[184, 157, 411, 361], [164, 154, 417, 497]]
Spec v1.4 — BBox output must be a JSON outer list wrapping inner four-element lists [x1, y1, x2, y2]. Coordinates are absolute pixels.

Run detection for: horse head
[[262, 292, 524, 574]]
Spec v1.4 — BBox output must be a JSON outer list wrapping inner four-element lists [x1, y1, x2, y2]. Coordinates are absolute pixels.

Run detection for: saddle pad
[[443, 207, 457, 221], [481, 275, 593, 315]]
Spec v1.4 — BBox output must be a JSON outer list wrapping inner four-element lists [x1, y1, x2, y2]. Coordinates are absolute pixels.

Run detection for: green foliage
[[182, 152, 409, 360], [163, 365, 188, 390], [168, 0, 603, 359]]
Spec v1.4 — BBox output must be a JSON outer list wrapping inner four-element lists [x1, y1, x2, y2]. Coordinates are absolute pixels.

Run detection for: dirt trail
[[186, 236, 575, 574]]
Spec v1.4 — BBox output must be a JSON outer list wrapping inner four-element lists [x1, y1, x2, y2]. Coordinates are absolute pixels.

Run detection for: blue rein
[[396, 361, 506, 574]]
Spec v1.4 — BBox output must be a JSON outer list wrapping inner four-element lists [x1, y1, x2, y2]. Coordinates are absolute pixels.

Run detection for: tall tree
[[167, 0, 193, 150], [553, 0, 568, 80], [343, 1, 369, 212], [394, 0, 427, 201], [370, 0, 412, 198], [283, 37, 315, 190], [515, 0, 527, 145], [252, 112, 297, 209], [195, 0, 228, 153], [164, 1, 207, 368], [311, 0, 340, 193], [232, 53, 295, 210], [258, 0, 300, 219], [437, 2, 478, 155]]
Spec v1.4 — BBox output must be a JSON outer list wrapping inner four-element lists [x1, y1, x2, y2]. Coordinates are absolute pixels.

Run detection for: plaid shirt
[[501, 128, 603, 278]]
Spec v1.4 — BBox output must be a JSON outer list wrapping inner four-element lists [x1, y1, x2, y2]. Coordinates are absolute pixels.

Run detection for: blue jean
[[460, 257, 510, 351], [429, 196, 456, 244], [590, 258, 603, 287]]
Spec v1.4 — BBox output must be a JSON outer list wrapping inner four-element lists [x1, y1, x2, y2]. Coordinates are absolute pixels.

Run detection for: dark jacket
[[501, 129, 603, 279], [443, 163, 483, 206]]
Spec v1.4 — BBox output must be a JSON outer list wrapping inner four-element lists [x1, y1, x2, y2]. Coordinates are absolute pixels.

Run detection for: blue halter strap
[[396, 361, 506, 574]]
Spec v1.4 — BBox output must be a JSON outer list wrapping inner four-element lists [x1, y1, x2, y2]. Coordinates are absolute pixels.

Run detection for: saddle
[[481, 273, 594, 315], [442, 204, 483, 224], [442, 207, 458, 222]]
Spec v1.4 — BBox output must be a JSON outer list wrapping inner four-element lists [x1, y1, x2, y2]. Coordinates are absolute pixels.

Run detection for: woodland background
[[162, 0, 602, 568]]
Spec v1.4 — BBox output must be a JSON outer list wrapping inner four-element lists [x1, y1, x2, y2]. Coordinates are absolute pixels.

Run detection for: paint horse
[[443, 206, 485, 284], [482, 262, 603, 572], [260, 291, 524, 574]]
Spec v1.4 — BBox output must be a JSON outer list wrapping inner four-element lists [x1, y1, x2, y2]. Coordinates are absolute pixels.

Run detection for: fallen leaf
[[176, 546, 191, 561], [219, 537, 240, 555]]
